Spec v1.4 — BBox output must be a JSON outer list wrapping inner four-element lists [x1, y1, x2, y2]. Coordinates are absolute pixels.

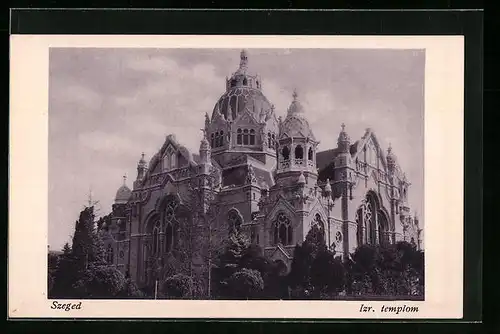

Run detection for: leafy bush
[[226, 268, 264, 299], [73, 265, 126, 298], [162, 274, 194, 299]]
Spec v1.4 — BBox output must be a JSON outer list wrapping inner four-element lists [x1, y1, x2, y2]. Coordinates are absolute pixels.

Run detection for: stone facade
[[98, 50, 423, 289]]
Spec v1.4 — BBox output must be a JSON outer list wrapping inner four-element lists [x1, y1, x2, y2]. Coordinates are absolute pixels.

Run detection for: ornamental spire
[[239, 49, 248, 72]]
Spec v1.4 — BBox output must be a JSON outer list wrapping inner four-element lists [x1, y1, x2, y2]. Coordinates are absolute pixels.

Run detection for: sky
[[48, 48, 425, 251]]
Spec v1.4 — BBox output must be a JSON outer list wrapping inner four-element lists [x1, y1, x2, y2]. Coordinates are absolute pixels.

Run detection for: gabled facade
[[99, 50, 423, 290]]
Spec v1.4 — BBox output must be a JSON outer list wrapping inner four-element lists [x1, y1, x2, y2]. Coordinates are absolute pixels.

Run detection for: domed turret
[[199, 129, 211, 166], [337, 123, 350, 152], [115, 175, 131, 205], [280, 90, 315, 140]]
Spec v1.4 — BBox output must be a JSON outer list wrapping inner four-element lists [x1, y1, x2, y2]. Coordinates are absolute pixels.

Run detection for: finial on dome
[[388, 143, 393, 153], [292, 89, 298, 101], [123, 174, 127, 186], [341, 123, 345, 131], [239, 49, 248, 72]]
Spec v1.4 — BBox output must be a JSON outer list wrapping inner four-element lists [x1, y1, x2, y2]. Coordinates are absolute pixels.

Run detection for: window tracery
[[273, 213, 293, 245], [163, 201, 179, 253]]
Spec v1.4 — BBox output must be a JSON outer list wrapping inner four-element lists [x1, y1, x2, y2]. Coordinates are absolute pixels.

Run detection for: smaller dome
[[287, 90, 305, 115], [280, 90, 316, 140], [324, 178, 332, 193], [115, 176, 131, 204], [337, 123, 350, 143], [298, 171, 306, 184], [200, 131, 210, 151]]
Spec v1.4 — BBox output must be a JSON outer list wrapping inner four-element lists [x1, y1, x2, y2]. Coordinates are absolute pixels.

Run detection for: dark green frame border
[[8, 8, 482, 325]]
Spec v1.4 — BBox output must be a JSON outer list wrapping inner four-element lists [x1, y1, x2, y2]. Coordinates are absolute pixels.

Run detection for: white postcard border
[[9, 35, 464, 319]]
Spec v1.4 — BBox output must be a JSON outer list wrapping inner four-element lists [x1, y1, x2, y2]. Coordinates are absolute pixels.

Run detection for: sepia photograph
[[47, 47, 425, 301], [9, 35, 464, 319]]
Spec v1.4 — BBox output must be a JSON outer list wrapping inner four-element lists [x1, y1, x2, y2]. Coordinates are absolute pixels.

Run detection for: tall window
[[211, 133, 215, 148], [152, 220, 161, 255], [356, 208, 363, 245], [228, 209, 242, 234], [295, 145, 304, 160], [163, 201, 178, 253], [243, 129, 249, 145], [308, 147, 313, 160], [365, 200, 376, 244], [219, 131, 224, 147], [106, 244, 114, 264], [268, 133, 272, 148], [313, 214, 325, 234], [249, 129, 255, 145], [282, 146, 290, 160], [274, 213, 292, 245], [170, 152, 177, 169], [237, 129, 242, 145], [378, 211, 388, 245]]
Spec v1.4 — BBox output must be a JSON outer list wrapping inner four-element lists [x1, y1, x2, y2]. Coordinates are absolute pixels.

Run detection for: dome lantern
[[115, 175, 132, 204]]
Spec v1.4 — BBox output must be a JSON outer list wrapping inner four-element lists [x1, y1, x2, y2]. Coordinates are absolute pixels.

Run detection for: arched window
[[152, 220, 161, 255], [214, 132, 219, 148], [106, 244, 114, 264], [282, 146, 290, 160], [313, 213, 325, 234], [256, 80, 260, 88], [219, 131, 224, 147], [364, 200, 375, 244], [211, 133, 215, 148], [243, 129, 249, 145], [308, 147, 313, 160], [250, 129, 255, 145], [163, 154, 170, 171], [237, 129, 242, 145], [378, 211, 389, 245], [268, 133, 272, 148], [295, 145, 304, 160], [231, 79, 237, 87], [228, 209, 242, 234], [170, 152, 177, 169], [163, 201, 178, 253], [243, 78, 248, 85], [356, 208, 363, 245], [410, 237, 416, 246], [274, 213, 292, 245]]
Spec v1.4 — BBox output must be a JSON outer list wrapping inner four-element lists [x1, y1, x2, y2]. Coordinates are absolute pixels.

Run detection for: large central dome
[[212, 50, 273, 121]]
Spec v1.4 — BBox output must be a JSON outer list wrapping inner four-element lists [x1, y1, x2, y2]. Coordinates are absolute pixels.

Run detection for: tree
[[310, 249, 345, 297], [72, 264, 126, 298], [287, 225, 344, 298], [212, 230, 250, 298], [226, 268, 264, 299], [50, 242, 79, 298], [47, 251, 60, 296], [162, 274, 194, 299], [71, 206, 106, 269]]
